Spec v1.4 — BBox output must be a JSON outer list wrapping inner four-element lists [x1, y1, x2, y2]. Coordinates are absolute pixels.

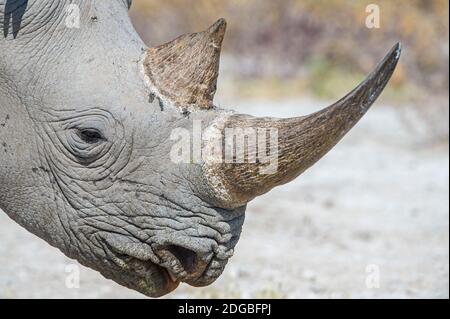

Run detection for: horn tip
[[393, 42, 402, 60], [388, 41, 402, 60], [209, 18, 227, 34]]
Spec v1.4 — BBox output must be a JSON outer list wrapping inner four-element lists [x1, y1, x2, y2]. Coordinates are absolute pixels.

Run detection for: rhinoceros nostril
[[164, 245, 200, 274]]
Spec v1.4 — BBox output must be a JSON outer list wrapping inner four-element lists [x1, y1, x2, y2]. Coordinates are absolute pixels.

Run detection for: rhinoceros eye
[[77, 128, 105, 144], [66, 126, 109, 164]]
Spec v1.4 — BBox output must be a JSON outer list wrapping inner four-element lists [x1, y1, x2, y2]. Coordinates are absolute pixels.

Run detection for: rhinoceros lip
[[101, 235, 218, 289], [157, 263, 181, 287], [101, 237, 181, 293], [165, 268, 180, 283], [132, 259, 181, 296], [154, 246, 214, 284]]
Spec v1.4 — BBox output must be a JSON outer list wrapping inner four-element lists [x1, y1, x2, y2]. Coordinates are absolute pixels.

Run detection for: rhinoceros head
[[0, 0, 400, 297]]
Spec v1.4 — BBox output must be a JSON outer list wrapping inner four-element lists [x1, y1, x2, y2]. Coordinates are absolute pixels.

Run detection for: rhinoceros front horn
[[203, 42, 402, 209]]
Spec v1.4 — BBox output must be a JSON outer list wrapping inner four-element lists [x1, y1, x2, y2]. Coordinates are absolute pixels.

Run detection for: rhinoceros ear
[[143, 19, 226, 110]]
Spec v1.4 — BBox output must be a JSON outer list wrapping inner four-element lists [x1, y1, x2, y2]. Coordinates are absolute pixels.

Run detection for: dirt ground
[[0, 98, 448, 299]]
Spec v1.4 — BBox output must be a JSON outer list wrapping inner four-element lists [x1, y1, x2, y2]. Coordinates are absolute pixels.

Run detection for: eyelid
[[66, 117, 107, 132]]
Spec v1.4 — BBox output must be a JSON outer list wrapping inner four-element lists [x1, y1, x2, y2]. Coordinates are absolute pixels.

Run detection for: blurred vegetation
[[130, 0, 449, 102]]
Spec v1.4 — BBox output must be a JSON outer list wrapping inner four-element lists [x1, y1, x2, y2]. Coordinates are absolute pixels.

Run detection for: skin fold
[[0, 0, 400, 297]]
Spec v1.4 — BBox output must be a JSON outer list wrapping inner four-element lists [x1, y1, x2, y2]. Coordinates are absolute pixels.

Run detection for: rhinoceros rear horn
[[144, 19, 226, 109], [204, 43, 402, 208]]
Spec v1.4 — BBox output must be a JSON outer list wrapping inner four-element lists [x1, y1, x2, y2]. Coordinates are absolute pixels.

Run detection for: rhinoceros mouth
[[97, 236, 179, 296], [154, 245, 214, 283], [131, 258, 182, 296], [101, 235, 224, 295]]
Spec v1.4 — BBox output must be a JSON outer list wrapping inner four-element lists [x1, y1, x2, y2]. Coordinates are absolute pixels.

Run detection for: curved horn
[[144, 19, 226, 109], [205, 43, 402, 208]]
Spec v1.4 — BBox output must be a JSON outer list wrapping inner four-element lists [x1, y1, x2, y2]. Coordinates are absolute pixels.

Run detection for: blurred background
[[0, 0, 448, 298]]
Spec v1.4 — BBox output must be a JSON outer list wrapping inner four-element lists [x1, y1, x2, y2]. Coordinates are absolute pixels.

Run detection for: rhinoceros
[[0, 0, 401, 297]]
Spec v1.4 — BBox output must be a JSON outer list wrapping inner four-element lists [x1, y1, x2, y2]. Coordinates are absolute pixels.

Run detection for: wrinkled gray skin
[[0, 0, 246, 297]]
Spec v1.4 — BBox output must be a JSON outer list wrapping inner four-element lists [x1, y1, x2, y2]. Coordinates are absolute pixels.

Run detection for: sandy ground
[[0, 98, 448, 299]]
